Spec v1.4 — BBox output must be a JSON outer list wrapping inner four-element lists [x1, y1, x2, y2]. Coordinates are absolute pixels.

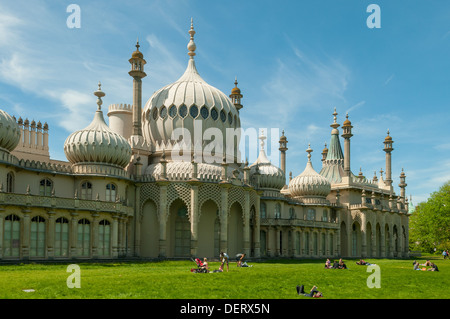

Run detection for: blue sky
[[0, 0, 449, 205]]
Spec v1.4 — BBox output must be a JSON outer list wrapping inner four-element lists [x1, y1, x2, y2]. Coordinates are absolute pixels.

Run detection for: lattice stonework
[[198, 183, 222, 214], [167, 182, 192, 218], [228, 186, 245, 214], [140, 183, 160, 221], [351, 209, 362, 226]]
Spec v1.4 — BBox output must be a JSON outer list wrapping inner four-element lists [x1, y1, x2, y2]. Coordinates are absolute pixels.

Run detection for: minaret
[[398, 168, 407, 203], [129, 39, 147, 137], [230, 77, 243, 112], [321, 143, 328, 163], [279, 130, 288, 184], [341, 113, 353, 182], [383, 129, 394, 189]]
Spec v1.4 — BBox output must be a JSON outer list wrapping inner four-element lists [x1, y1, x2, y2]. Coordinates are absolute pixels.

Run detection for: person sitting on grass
[[338, 258, 347, 269], [296, 285, 323, 298], [427, 263, 439, 272], [324, 258, 332, 269], [202, 258, 210, 271]]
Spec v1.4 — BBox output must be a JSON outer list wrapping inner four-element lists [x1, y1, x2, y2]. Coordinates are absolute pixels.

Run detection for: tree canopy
[[409, 181, 450, 253]]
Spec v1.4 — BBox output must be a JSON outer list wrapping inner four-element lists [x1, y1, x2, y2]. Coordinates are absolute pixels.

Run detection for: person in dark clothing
[[296, 285, 323, 298], [235, 253, 246, 267]]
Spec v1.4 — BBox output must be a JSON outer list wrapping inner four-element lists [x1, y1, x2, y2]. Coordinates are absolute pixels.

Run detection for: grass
[[0, 256, 449, 299]]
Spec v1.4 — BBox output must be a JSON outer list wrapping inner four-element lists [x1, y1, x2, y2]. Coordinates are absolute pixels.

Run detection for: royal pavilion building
[[0, 21, 410, 262]]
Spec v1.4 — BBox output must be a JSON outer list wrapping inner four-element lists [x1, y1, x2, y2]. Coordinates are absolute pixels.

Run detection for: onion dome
[[384, 129, 392, 141], [249, 130, 285, 190], [289, 144, 331, 200], [0, 108, 20, 153], [64, 83, 132, 169], [142, 19, 240, 161]]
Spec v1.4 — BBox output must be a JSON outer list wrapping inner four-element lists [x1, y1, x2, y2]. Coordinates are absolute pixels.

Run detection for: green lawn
[[0, 256, 448, 299]]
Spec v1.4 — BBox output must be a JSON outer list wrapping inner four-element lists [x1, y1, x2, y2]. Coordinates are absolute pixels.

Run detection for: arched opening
[[30, 216, 46, 258], [376, 223, 382, 257], [98, 220, 111, 257], [197, 199, 219, 259], [55, 217, 69, 258], [393, 225, 398, 257], [77, 218, 91, 257], [366, 222, 373, 258], [351, 222, 361, 257], [3, 214, 20, 257], [260, 230, 267, 257], [167, 199, 190, 258], [141, 199, 159, 258], [228, 202, 243, 257], [385, 225, 390, 257]]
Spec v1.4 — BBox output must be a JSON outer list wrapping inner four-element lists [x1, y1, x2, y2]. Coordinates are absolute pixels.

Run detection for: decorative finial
[[306, 143, 313, 161], [259, 129, 266, 150], [94, 81, 105, 110], [331, 107, 340, 129], [136, 37, 140, 51], [187, 18, 196, 59]]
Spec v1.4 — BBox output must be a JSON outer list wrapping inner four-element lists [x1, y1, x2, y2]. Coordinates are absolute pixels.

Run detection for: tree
[[409, 181, 450, 253]]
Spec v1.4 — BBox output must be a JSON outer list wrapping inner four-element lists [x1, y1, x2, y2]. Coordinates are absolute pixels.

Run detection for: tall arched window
[[81, 181, 92, 200], [304, 232, 310, 254], [39, 178, 53, 196], [322, 209, 328, 222], [174, 207, 190, 257], [289, 207, 295, 219], [106, 183, 116, 202], [321, 233, 326, 255], [3, 214, 20, 257], [55, 217, 69, 257], [260, 202, 267, 219], [77, 219, 91, 257], [307, 208, 316, 221], [30, 216, 46, 257], [274, 203, 281, 219], [6, 172, 14, 193], [98, 220, 111, 257], [295, 232, 301, 255]]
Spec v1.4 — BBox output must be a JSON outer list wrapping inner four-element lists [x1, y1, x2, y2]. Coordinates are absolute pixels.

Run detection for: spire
[[187, 17, 196, 59], [330, 107, 340, 130], [325, 108, 344, 161], [306, 143, 313, 162]]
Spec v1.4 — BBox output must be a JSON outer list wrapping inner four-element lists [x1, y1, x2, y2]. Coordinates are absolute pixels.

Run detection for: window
[[39, 178, 53, 196], [30, 216, 46, 257], [274, 203, 281, 219], [289, 207, 295, 219], [307, 208, 316, 221], [6, 172, 14, 193], [77, 219, 91, 257], [189, 105, 198, 118], [322, 209, 328, 222], [200, 106, 209, 119], [81, 181, 92, 200], [3, 215, 20, 257], [220, 110, 226, 122], [321, 233, 326, 255], [211, 108, 218, 121], [160, 106, 167, 118], [179, 104, 187, 118], [175, 207, 190, 257], [169, 105, 177, 118], [260, 202, 267, 219], [55, 217, 69, 257], [106, 183, 116, 202], [98, 220, 111, 257]]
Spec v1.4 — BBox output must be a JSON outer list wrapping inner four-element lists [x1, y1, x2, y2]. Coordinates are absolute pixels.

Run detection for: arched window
[[307, 208, 316, 221], [106, 183, 116, 202], [55, 217, 69, 257], [295, 232, 301, 255], [6, 172, 14, 193], [260, 202, 267, 219], [321, 233, 326, 255], [77, 219, 91, 257], [175, 207, 190, 257], [98, 220, 111, 257], [39, 178, 53, 196], [274, 203, 281, 219], [304, 232, 310, 254], [81, 181, 92, 200], [30, 216, 46, 257], [3, 214, 20, 257]]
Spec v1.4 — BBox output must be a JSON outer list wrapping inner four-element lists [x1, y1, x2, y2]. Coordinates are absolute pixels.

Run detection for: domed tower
[[229, 78, 243, 112], [288, 144, 331, 204], [0, 109, 21, 154], [383, 129, 394, 190], [64, 83, 132, 175], [142, 19, 241, 164], [249, 130, 285, 191]]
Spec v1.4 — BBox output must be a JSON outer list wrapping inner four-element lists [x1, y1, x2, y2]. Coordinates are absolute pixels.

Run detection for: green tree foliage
[[409, 181, 450, 253]]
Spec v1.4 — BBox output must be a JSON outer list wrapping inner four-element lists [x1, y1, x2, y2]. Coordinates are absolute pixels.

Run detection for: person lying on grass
[[296, 285, 323, 298]]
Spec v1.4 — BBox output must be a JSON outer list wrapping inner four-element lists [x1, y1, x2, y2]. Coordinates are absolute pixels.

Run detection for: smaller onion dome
[[0, 108, 21, 153], [384, 129, 393, 141], [342, 113, 352, 127], [64, 83, 132, 169], [249, 130, 285, 190], [131, 40, 144, 59], [289, 144, 331, 199]]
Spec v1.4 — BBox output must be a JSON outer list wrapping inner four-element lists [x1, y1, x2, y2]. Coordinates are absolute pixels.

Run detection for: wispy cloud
[[384, 73, 395, 86]]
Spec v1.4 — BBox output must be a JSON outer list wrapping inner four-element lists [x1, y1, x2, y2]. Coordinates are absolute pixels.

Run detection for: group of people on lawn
[[413, 259, 439, 271], [197, 252, 251, 273]]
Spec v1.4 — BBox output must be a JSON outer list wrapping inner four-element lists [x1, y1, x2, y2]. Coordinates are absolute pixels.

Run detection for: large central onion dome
[[289, 144, 331, 201], [64, 84, 132, 172], [142, 20, 240, 162], [0, 109, 20, 153]]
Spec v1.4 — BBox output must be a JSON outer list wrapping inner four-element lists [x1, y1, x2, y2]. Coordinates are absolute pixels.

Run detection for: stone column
[[46, 211, 55, 259], [361, 213, 367, 258], [158, 182, 169, 257], [70, 212, 78, 258], [134, 184, 141, 257], [91, 213, 99, 258], [190, 184, 199, 258], [112, 214, 119, 258], [22, 209, 31, 260], [243, 190, 251, 256]]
